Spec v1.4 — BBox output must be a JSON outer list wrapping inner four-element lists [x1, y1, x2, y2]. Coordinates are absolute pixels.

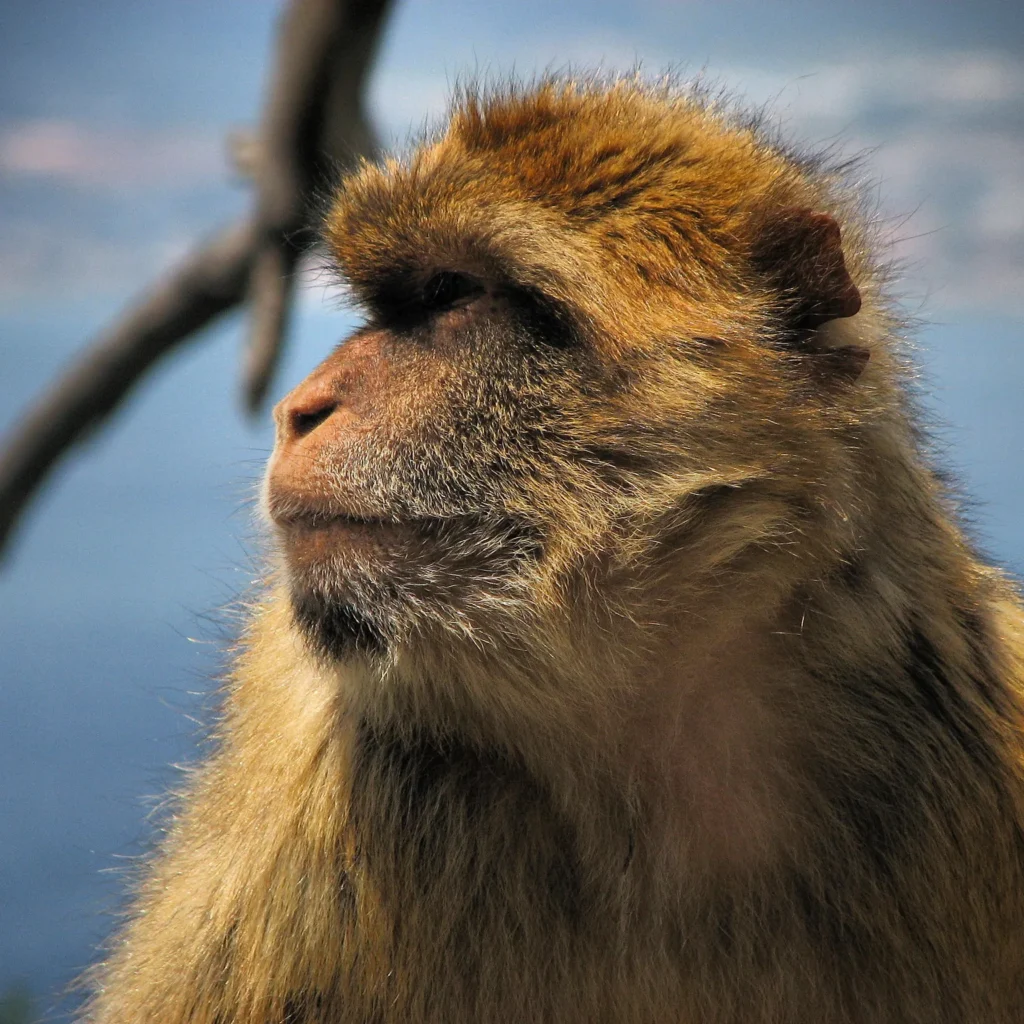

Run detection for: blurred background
[[1, 0, 1022, 1019]]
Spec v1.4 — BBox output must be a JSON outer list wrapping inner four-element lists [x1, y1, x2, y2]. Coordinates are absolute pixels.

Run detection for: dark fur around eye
[[509, 288, 578, 350], [368, 270, 483, 328], [367, 269, 576, 351]]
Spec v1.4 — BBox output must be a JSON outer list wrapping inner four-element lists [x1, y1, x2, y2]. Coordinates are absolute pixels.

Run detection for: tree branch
[[0, 220, 256, 555], [243, 0, 388, 412], [0, 0, 394, 560]]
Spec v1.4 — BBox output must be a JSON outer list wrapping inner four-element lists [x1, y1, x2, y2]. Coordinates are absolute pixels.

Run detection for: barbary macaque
[[85, 79, 1024, 1023]]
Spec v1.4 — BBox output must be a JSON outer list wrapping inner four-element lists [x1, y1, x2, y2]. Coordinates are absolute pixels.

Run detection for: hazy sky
[[2, 0, 1024, 314], [1, 1, 1023, 1016]]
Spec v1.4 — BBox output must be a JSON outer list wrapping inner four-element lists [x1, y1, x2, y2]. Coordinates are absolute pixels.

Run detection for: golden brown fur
[[85, 77, 1024, 1023]]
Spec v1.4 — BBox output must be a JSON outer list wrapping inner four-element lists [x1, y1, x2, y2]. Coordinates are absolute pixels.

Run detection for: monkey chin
[[275, 517, 410, 660], [271, 498, 550, 664], [290, 585, 386, 661]]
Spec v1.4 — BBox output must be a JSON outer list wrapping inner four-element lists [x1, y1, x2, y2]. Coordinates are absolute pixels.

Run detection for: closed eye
[[422, 271, 485, 312]]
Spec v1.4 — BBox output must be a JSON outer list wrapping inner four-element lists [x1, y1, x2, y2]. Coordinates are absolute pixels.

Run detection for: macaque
[[85, 78, 1024, 1023]]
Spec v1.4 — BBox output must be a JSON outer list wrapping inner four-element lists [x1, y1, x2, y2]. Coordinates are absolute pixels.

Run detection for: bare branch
[[0, 0, 395, 561], [242, 0, 392, 412], [0, 220, 257, 556], [244, 239, 301, 414]]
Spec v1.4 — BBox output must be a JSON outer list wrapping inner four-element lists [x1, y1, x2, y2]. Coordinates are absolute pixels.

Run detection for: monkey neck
[[346, 716, 608, 916], [332, 569, 801, 881], [624, 591, 797, 873]]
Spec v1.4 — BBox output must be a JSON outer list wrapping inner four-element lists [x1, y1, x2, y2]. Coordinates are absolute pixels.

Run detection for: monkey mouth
[[273, 511, 417, 570], [267, 482, 411, 539], [273, 510, 400, 531]]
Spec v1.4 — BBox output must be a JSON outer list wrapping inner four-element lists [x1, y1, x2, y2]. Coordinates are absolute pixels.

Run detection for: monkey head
[[265, 80, 875, 673]]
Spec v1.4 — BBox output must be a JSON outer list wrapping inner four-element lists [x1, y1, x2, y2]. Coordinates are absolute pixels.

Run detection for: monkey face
[[267, 270, 607, 658], [268, 82, 871, 664]]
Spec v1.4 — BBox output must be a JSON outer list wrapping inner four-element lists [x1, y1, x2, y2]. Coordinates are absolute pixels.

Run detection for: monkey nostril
[[276, 376, 341, 441], [289, 401, 337, 439]]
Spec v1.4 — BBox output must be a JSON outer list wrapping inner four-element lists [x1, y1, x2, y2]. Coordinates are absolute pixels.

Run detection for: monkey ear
[[754, 207, 862, 330], [752, 207, 867, 380]]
